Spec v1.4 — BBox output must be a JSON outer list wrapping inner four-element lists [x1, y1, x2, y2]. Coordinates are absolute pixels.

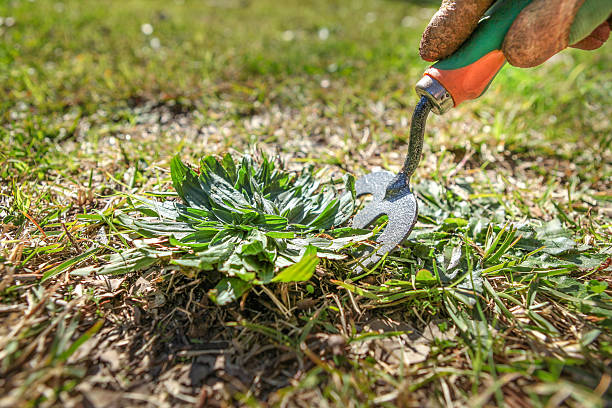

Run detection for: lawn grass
[[1, 0, 611, 406]]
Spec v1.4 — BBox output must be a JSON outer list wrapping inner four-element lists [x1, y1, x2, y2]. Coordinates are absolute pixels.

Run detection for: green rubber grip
[[433, 0, 533, 71]]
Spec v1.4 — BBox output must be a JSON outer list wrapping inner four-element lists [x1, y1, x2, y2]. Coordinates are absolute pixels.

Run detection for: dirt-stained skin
[[420, 0, 611, 68], [419, 0, 494, 62], [502, 0, 586, 67], [570, 19, 611, 50]]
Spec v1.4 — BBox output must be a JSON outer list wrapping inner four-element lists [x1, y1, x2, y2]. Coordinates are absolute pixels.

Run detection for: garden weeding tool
[[353, 0, 533, 268]]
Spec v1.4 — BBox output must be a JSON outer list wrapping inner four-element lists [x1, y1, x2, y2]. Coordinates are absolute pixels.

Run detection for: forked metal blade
[[352, 171, 418, 268], [351, 96, 433, 270]]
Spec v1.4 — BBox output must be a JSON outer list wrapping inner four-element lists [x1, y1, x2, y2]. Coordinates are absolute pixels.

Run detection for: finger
[[419, 0, 494, 62], [570, 20, 611, 50], [502, 0, 585, 68]]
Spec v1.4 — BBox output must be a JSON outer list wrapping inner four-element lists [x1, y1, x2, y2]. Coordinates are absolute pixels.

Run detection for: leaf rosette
[[75, 153, 367, 304]]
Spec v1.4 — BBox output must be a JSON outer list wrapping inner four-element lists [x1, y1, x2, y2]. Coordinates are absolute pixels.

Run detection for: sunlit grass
[[0, 0, 611, 406]]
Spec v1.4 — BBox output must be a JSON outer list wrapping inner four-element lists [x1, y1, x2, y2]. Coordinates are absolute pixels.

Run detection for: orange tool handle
[[417, 0, 532, 112], [424, 51, 506, 107]]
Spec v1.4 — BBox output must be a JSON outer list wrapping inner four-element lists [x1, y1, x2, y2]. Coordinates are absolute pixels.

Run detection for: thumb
[[420, 0, 494, 62]]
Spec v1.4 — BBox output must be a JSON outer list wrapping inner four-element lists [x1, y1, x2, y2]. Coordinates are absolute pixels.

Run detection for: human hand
[[420, 0, 612, 68]]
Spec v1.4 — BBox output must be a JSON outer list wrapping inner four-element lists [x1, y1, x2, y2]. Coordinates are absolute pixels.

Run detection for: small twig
[[330, 293, 348, 336], [8, 242, 24, 264], [176, 349, 225, 358], [240, 290, 248, 311], [174, 278, 202, 292], [0, 304, 26, 313], [21, 211, 47, 238], [595, 372, 612, 397], [260, 286, 291, 318], [135, 334, 160, 356], [61, 219, 81, 253], [0, 266, 15, 292], [345, 287, 362, 316], [446, 149, 474, 179]]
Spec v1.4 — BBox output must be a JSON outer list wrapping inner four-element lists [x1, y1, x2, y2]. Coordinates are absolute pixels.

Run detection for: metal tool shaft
[[384, 96, 432, 200], [403, 96, 433, 178]]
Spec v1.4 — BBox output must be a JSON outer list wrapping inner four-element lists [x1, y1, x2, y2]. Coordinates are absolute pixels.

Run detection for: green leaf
[[442, 217, 469, 231], [208, 278, 251, 305], [581, 329, 601, 347], [266, 231, 295, 239], [57, 319, 104, 363], [42, 246, 100, 282], [222, 153, 237, 181], [256, 214, 288, 231], [241, 239, 265, 256], [310, 199, 340, 229], [415, 269, 436, 282], [170, 156, 195, 202], [587, 279, 608, 294], [71, 248, 171, 277], [180, 240, 236, 270], [518, 219, 576, 255], [271, 245, 319, 283]]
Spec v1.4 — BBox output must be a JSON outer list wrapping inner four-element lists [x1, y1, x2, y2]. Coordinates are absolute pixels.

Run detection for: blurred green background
[[1, 0, 610, 177]]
